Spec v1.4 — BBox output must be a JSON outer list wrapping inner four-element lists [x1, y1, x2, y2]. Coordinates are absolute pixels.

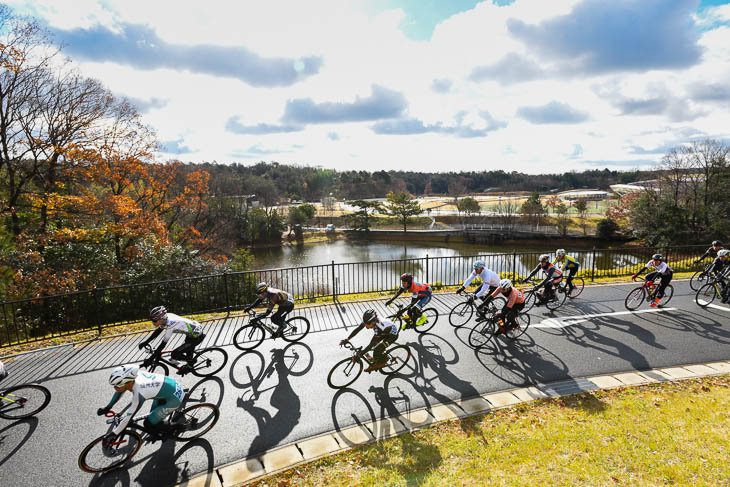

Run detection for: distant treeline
[[189, 162, 654, 201]]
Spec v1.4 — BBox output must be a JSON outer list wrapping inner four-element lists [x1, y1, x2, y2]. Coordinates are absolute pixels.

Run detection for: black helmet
[[712, 240, 722, 247], [256, 282, 268, 294], [362, 309, 377, 323], [652, 253, 663, 261], [150, 306, 167, 321], [400, 273, 413, 284]]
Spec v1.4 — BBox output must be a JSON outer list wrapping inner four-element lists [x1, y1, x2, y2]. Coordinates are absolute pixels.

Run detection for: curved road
[[1, 280, 729, 486]]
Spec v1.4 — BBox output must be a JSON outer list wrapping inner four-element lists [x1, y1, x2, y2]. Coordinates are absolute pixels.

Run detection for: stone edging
[[177, 359, 730, 487]]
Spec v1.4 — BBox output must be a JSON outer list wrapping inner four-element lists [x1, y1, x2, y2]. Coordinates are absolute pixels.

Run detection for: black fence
[[0, 244, 708, 347]]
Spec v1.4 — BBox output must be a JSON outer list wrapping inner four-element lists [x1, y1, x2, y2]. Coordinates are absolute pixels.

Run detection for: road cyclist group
[[4, 241, 729, 474]]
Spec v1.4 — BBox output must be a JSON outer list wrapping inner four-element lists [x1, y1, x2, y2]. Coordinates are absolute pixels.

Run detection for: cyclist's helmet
[[150, 306, 167, 321], [539, 254, 550, 263], [712, 240, 723, 247], [718, 249, 729, 257], [362, 309, 377, 324], [109, 364, 139, 386], [556, 249, 566, 257], [400, 273, 413, 285], [499, 278, 512, 290], [473, 260, 485, 270], [652, 253, 663, 261], [256, 282, 268, 294]]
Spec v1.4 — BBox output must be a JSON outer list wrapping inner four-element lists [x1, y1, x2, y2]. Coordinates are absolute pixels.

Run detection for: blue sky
[[5, 0, 730, 173]]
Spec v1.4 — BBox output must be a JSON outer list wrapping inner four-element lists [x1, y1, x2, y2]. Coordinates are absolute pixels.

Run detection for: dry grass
[[251, 375, 730, 487]]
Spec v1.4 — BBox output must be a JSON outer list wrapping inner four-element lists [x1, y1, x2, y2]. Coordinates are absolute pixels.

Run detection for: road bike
[[386, 302, 438, 333], [448, 292, 506, 327], [141, 344, 227, 377], [560, 275, 585, 299], [624, 277, 674, 311], [468, 310, 531, 348], [0, 382, 51, 419], [695, 276, 729, 307], [232, 310, 311, 351], [327, 341, 411, 389], [78, 402, 220, 473], [522, 281, 567, 313], [690, 262, 714, 291]]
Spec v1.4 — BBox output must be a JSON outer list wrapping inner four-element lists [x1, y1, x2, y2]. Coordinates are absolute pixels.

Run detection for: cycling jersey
[[251, 288, 294, 311], [553, 255, 580, 269], [403, 281, 431, 296], [345, 318, 399, 341], [646, 260, 673, 275], [463, 269, 501, 295], [543, 264, 563, 281], [103, 372, 185, 435], [709, 256, 729, 275], [160, 313, 203, 343], [490, 287, 525, 307], [699, 246, 724, 261]]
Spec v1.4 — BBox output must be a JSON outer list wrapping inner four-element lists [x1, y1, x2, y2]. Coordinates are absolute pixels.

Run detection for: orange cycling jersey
[[404, 281, 431, 295], [490, 287, 525, 307]]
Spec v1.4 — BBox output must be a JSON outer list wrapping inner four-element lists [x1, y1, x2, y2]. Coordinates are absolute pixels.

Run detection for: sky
[[6, 0, 730, 174]]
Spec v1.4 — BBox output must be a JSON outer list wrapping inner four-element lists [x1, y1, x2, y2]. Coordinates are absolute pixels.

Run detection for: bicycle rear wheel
[[281, 316, 311, 343], [658, 285, 674, 306], [625, 287, 645, 311], [522, 290, 537, 313], [232, 323, 266, 351], [191, 348, 228, 377], [690, 270, 707, 291], [505, 313, 531, 341], [380, 344, 411, 375], [414, 308, 438, 334], [170, 403, 220, 441], [567, 277, 585, 298], [0, 384, 51, 419], [448, 302, 474, 328], [327, 357, 363, 389], [546, 287, 567, 311], [468, 320, 496, 348], [78, 430, 142, 473], [695, 283, 718, 307]]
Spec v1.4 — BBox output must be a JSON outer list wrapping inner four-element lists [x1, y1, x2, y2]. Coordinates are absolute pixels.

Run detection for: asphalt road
[[1, 279, 728, 487]]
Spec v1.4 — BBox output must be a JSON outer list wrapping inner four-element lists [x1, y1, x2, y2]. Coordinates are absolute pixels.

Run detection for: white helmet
[[499, 278, 512, 290], [719, 249, 729, 257], [109, 364, 139, 386], [556, 249, 566, 257]]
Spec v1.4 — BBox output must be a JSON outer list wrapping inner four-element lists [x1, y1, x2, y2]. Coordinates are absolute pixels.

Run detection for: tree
[[574, 199, 588, 235], [457, 197, 480, 225], [520, 192, 545, 226], [596, 218, 620, 240], [496, 196, 519, 230], [347, 199, 382, 231], [287, 203, 316, 239], [382, 192, 421, 232], [555, 203, 569, 236]]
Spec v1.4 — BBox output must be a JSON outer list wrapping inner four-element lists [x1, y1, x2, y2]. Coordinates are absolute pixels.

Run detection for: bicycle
[[468, 310, 531, 348], [695, 276, 729, 307], [522, 281, 567, 313], [386, 302, 438, 333], [78, 402, 220, 473], [141, 344, 227, 377], [448, 292, 506, 327], [624, 276, 674, 311], [690, 262, 714, 291], [0, 382, 51, 419], [560, 275, 585, 299], [232, 310, 311, 351], [327, 341, 411, 389]]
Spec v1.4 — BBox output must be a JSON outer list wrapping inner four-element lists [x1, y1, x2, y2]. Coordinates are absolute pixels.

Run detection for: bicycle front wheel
[[380, 344, 411, 375], [696, 283, 718, 307], [281, 316, 311, 343], [690, 271, 707, 291], [414, 308, 438, 334], [625, 287, 645, 311], [448, 302, 474, 328], [232, 323, 266, 351], [78, 430, 142, 473], [0, 384, 52, 419], [522, 290, 537, 313], [506, 313, 531, 341], [327, 357, 363, 389], [567, 277, 585, 298], [658, 285, 674, 306], [468, 320, 496, 348], [143, 360, 169, 376], [191, 348, 228, 377], [170, 403, 220, 441]]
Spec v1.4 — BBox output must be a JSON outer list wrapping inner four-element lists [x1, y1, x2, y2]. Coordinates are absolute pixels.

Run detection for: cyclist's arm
[[102, 390, 124, 412], [634, 266, 648, 277], [462, 271, 477, 289], [387, 287, 405, 304], [344, 323, 365, 341], [140, 327, 162, 348], [361, 335, 383, 355], [525, 264, 540, 281], [245, 298, 263, 312], [698, 248, 711, 261], [112, 391, 146, 436]]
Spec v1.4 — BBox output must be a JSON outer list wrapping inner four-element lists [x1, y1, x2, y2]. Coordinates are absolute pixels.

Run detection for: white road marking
[[696, 299, 730, 312], [535, 308, 679, 329]]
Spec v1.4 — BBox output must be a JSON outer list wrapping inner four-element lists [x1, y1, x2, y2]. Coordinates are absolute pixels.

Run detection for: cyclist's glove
[[339, 339, 349, 347], [153, 347, 164, 358], [521, 278, 528, 284], [631, 274, 637, 280], [244, 306, 251, 313], [138, 341, 148, 351], [456, 286, 465, 295], [262, 310, 271, 317], [97, 407, 110, 416], [385, 299, 393, 307]]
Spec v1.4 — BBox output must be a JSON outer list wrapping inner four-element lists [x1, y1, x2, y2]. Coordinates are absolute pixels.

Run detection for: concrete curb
[[177, 359, 730, 487]]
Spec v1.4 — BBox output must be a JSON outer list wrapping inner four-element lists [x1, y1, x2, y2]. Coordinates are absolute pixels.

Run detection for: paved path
[[0, 280, 729, 487]]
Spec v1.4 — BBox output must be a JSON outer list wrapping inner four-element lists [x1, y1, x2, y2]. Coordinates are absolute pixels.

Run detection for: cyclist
[[456, 260, 501, 316], [0, 360, 6, 383], [97, 364, 185, 444], [339, 309, 399, 372], [553, 249, 581, 294], [244, 282, 295, 337], [707, 249, 730, 303], [522, 254, 563, 304], [695, 240, 724, 263], [632, 253, 673, 308], [138, 306, 204, 374], [385, 273, 432, 329], [488, 279, 526, 336]]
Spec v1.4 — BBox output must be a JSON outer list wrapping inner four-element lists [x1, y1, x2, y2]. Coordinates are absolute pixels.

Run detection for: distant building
[[557, 189, 610, 201], [609, 180, 659, 196]]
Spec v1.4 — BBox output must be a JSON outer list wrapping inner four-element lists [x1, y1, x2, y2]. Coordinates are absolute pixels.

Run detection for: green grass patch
[[253, 375, 730, 487]]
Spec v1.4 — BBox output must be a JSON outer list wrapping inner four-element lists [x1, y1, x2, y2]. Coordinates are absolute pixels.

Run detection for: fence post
[[223, 271, 230, 316], [426, 254, 430, 283], [332, 260, 337, 301], [591, 247, 597, 282], [92, 288, 101, 336], [512, 251, 517, 282]]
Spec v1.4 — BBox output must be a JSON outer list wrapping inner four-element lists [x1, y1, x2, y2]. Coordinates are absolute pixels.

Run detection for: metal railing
[[0, 244, 708, 347]]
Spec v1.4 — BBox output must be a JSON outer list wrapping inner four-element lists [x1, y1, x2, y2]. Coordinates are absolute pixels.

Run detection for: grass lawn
[[252, 375, 730, 487]]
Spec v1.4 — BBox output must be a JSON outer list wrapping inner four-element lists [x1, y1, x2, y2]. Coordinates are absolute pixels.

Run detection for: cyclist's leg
[[566, 266, 577, 290], [411, 293, 431, 323], [656, 272, 672, 299], [477, 286, 497, 313], [271, 301, 293, 329]]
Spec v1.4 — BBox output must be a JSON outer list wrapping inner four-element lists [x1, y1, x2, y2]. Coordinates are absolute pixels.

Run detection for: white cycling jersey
[[464, 269, 500, 297], [647, 261, 673, 275], [373, 318, 399, 336], [160, 313, 203, 343], [110, 372, 184, 435]]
